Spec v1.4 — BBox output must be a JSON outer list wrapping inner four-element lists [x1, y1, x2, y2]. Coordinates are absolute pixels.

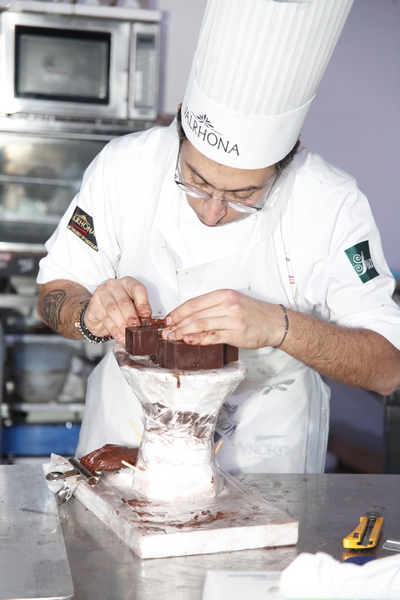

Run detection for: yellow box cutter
[[343, 506, 384, 549]]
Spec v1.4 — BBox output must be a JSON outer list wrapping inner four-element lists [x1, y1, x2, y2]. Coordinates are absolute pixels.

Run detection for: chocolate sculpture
[[72, 323, 297, 559], [115, 345, 246, 501], [112, 317, 244, 501], [125, 317, 238, 369]]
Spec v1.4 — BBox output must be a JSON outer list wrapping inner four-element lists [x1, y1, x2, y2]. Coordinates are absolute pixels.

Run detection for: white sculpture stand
[[115, 344, 247, 502], [73, 344, 298, 558]]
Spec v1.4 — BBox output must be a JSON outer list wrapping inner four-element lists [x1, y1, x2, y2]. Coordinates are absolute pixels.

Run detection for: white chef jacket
[[37, 122, 400, 473]]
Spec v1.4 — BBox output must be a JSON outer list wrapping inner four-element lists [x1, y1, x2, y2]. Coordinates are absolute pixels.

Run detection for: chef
[[36, 0, 400, 473]]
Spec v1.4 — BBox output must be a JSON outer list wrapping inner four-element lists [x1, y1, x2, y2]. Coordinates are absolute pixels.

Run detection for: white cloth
[[37, 123, 400, 472], [279, 552, 400, 599], [202, 571, 283, 600]]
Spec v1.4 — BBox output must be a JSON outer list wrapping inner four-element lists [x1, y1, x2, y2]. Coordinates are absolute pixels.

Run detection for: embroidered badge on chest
[[67, 206, 98, 252], [345, 240, 379, 283]]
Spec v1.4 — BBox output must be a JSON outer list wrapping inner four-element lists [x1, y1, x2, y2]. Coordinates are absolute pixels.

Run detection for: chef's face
[[179, 141, 277, 227]]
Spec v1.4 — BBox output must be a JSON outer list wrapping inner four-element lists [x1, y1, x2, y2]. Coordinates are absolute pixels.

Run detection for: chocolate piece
[[125, 316, 167, 356], [80, 444, 139, 472], [125, 326, 159, 356], [224, 344, 239, 363], [199, 344, 225, 369], [157, 339, 224, 370], [139, 317, 167, 328], [125, 319, 239, 370]]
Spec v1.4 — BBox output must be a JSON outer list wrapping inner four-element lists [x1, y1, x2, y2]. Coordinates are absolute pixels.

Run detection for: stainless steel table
[[59, 474, 400, 599]]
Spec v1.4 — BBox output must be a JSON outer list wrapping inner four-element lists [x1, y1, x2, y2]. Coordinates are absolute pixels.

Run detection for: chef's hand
[[85, 276, 152, 342], [162, 289, 285, 349]]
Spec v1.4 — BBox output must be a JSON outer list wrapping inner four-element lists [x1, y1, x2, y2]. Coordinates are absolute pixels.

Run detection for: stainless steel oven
[[0, 1, 161, 124]]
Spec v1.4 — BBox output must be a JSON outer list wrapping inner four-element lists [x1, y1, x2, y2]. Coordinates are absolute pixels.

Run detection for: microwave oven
[[0, 2, 161, 123]]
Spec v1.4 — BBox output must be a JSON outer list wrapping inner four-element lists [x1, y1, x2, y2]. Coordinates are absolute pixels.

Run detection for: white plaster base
[[114, 346, 247, 502], [73, 469, 298, 559]]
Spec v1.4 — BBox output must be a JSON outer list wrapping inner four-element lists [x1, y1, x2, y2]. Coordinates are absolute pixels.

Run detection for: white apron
[[76, 134, 329, 474]]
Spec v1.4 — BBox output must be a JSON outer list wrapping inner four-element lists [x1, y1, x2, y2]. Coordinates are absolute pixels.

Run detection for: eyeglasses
[[174, 148, 279, 214]]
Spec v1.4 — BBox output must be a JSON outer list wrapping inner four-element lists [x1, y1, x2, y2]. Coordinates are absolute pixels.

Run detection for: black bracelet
[[75, 302, 113, 345], [272, 304, 289, 349]]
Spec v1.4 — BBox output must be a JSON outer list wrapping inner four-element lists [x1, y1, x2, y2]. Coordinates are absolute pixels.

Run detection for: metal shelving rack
[[0, 310, 90, 461]]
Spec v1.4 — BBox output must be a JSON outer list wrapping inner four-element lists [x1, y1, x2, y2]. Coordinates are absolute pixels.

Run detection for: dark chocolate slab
[[157, 339, 198, 370], [139, 317, 167, 328], [156, 339, 225, 370], [125, 327, 158, 357], [199, 344, 225, 369], [224, 344, 239, 363], [125, 321, 239, 370]]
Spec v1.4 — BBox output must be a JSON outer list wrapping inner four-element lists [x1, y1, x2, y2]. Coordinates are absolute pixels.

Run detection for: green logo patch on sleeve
[[344, 240, 379, 283]]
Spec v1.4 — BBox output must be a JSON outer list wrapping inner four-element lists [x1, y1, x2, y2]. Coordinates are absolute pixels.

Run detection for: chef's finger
[[86, 288, 129, 342], [182, 329, 227, 346], [111, 278, 147, 325], [84, 308, 120, 340], [165, 315, 236, 345], [166, 290, 228, 327], [122, 276, 152, 319], [94, 276, 152, 333]]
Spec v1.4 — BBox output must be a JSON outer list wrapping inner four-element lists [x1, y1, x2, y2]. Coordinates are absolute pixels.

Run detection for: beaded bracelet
[[272, 304, 289, 349], [75, 302, 113, 345]]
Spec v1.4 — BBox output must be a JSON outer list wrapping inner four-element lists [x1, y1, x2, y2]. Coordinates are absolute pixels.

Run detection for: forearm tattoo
[[39, 289, 67, 331]]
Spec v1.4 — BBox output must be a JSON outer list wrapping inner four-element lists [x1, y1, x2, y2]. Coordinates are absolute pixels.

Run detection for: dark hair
[[176, 106, 187, 144], [275, 139, 300, 174], [176, 106, 299, 174]]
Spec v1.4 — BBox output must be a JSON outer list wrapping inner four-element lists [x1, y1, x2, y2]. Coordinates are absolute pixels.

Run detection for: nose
[[201, 195, 227, 225]]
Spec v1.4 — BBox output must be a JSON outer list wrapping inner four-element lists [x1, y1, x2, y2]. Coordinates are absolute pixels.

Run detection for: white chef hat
[[182, 0, 354, 169]]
